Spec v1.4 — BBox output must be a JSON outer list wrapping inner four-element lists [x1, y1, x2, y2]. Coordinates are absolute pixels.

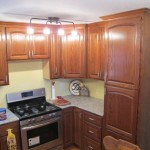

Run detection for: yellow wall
[[0, 60, 104, 107]]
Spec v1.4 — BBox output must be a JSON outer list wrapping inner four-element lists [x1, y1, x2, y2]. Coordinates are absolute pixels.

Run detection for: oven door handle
[[21, 117, 60, 131]]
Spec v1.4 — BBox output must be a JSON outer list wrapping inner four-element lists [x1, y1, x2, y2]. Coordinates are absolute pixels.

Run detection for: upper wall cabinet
[[6, 26, 49, 60], [87, 23, 105, 80], [0, 27, 9, 86], [105, 18, 140, 89], [61, 25, 86, 78], [43, 28, 62, 79]]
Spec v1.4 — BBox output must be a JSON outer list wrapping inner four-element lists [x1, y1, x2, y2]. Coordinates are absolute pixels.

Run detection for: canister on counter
[[0, 108, 7, 121]]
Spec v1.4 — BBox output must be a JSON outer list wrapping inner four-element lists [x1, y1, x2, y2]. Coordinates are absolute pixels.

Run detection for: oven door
[[21, 116, 63, 150]]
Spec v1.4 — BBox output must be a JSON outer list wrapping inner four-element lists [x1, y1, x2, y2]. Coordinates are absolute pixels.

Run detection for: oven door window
[[27, 122, 58, 149]]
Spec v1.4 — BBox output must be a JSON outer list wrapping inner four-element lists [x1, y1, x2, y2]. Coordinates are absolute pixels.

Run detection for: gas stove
[[6, 88, 61, 121]]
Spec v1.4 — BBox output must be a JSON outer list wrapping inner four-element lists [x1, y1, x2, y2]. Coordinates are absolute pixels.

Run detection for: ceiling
[[0, 0, 150, 24]]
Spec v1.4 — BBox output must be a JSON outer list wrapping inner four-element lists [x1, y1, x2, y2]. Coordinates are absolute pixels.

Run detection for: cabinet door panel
[[62, 107, 74, 147], [104, 86, 138, 142], [0, 27, 8, 85], [50, 33, 61, 78], [62, 26, 86, 78], [106, 18, 140, 89], [30, 28, 49, 59], [74, 108, 82, 147], [6, 27, 29, 60], [88, 25, 104, 79]]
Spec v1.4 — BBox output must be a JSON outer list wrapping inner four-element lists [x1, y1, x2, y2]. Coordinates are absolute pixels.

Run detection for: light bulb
[[43, 27, 51, 35], [71, 30, 77, 36], [58, 28, 64, 35], [27, 26, 34, 34]]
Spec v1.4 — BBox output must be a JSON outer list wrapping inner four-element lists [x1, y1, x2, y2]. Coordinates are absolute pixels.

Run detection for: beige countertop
[[49, 95, 104, 116], [0, 109, 19, 125]]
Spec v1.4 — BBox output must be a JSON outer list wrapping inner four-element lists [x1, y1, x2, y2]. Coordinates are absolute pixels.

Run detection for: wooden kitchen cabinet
[[104, 86, 138, 142], [6, 26, 49, 60], [102, 9, 150, 150], [61, 25, 86, 78], [105, 17, 140, 90], [0, 121, 21, 150], [62, 107, 74, 148], [87, 22, 105, 80], [43, 27, 62, 79], [0, 27, 9, 86], [83, 111, 102, 150], [74, 108, 83, 147]]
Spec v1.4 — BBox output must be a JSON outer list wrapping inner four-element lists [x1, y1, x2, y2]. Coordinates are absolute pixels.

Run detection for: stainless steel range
[[6, 88, 63, 150]]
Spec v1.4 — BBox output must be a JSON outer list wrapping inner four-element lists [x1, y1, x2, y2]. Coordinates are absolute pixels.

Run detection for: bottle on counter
[[7, 129, 17, 150]]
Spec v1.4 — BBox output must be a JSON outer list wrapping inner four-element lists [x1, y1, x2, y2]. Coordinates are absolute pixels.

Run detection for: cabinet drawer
[[84, 111, 102, 126], [0, 121, 19, 137], [83, 136, 101, 150], [84, 122, 101, 141]]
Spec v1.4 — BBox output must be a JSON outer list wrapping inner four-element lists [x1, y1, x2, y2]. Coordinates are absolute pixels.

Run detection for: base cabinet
[[62, 107, 102, 150], [83, 111, 102, 150], [62, 107, 74, 148], [0, 121, 21, 150]]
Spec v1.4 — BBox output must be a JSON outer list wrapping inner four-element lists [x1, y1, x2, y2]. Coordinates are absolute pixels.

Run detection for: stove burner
[[31, 107, 39, 114], [17, 109, 25, 116]]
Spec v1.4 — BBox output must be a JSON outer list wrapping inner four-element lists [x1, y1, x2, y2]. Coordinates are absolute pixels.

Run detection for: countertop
[[49, 95, 104, 116], [0, 109, 19, 125]]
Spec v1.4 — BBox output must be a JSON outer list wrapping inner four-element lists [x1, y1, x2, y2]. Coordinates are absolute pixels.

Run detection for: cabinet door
[[62, 107, 74, 148], [74, 108, 82, 147], [103, 86, 138, 143], [30, 27, 49, 59], [88, 24, 104, 79], [0, 27, 8, 85], [106, 18, 141, 89], [6, 27, 29, 60], [0, 133, 21, 150], [62, 25, 86, 78], [50, 33, 61, 78]]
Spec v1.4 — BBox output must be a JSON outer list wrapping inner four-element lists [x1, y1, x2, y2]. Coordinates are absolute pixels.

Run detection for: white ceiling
[[0, 0, 150, 24]]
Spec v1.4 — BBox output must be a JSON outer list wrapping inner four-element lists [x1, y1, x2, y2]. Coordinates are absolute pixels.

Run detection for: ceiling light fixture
[[27, 17, 77, 36]]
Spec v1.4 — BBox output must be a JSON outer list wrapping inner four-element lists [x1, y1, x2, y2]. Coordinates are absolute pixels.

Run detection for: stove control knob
[[28, 119, 31, 123], [32, 118, 35, 122], [52, 113, 56, 117], [49, 114, 52, 117], [41, 116, 44, 119]]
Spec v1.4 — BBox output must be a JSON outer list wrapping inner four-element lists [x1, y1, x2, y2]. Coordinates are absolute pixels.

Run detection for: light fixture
[[27, 17, 77, 36]]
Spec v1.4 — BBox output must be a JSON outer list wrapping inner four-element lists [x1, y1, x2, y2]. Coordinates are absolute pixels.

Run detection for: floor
[[65, 145, 80, 150]]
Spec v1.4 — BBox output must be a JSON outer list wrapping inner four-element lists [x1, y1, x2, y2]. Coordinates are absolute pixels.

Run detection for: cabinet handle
[[88, 146, 94, 149], [55, 67, 58, 74], [79, 113, 82, 118], [99, 72, 101, 78], [89, 117, 94, 121], [29, 51, 31, 57], [89, 130, 94, 134], [97, 72, 100, 78], [31, 50, 34, 56], [64, 70, 66, 75]]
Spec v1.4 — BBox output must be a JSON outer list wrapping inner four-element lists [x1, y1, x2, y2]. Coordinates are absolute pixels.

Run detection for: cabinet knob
[[88, 146, 94, 149], [89, 117, 94, 121], [89, 130, 94, 134]]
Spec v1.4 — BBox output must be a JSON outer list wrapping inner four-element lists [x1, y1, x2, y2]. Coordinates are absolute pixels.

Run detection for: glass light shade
[[27, 26, 34, 34], [71, 30, 77, 36], [58, 28, 64, 35], [43, 27, 51, 35]]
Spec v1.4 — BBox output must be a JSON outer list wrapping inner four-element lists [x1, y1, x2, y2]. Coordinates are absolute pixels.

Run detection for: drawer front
[[84, 111, 102, 126], [83, 136, 101, 150], [0, 121, 19, 137], [84, 122, 101, 141]]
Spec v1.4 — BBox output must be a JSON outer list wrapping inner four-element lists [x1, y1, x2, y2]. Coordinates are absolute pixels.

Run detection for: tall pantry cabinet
[[102, 8, 150, 150]]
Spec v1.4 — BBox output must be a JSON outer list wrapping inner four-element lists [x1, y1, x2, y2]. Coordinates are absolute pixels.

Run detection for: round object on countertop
[[69, 80, 83, 95]]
